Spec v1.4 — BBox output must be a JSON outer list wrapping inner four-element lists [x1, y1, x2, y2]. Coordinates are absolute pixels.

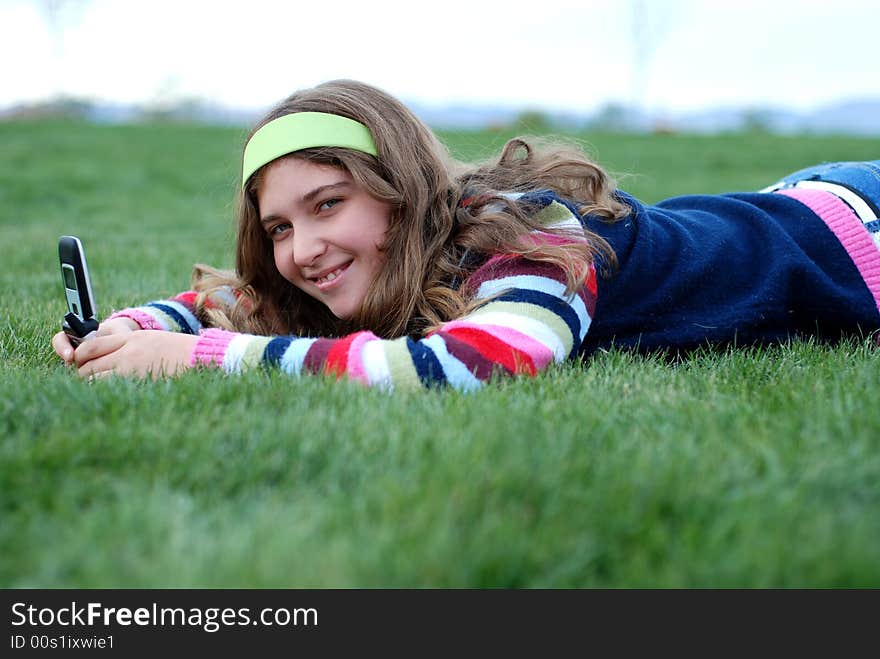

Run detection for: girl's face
[[257, 157, 391, 320]]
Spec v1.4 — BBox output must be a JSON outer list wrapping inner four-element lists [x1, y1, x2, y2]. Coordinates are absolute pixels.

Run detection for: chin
[[323, 292, 367, 322], [329, 306, 355, 321]]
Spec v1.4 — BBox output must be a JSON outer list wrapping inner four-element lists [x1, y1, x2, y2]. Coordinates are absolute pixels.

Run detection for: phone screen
[[62, 264, 77, 292]]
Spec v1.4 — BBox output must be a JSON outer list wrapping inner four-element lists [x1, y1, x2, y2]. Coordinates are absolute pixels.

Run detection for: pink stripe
[[777, 188, 880, 313], [441, 321, 555, 367], [107, 308, 165, 331], [480, 253, 513, 270], [346, 331, 379, 384], [190, 328, 237, 367]]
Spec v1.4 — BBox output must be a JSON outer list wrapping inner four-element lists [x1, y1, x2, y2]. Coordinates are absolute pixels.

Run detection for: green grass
[[2, 120, 879, 587]]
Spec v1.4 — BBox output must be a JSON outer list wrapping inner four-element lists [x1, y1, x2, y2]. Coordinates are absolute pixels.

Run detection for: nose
[[291, 223, 327, 268]]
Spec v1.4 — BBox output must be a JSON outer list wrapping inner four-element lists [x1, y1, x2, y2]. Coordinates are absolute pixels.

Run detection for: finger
[[97, 317, 139, 336], [52, 331, 75, 365], [87, 369, 114, 381], [73, 333, 128, 367], [77, 353, 120, 379]]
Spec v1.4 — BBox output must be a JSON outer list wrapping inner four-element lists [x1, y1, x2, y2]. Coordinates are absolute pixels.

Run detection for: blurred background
[[2, 0, 879, 134]]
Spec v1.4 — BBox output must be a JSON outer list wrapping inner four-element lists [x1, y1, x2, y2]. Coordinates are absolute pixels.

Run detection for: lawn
[[1, 119, 878, 587]]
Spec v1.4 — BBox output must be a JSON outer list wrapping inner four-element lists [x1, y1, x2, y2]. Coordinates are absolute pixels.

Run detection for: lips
[[308, 261, 352, 291]]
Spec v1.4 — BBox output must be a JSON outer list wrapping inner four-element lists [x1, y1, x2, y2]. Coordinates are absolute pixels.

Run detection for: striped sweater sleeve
[[107, 287, 239, 334], [190, 238, 598, 390]]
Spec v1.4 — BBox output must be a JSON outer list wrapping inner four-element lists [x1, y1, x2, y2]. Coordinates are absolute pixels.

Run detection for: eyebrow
[[260, 181, 352, 226]]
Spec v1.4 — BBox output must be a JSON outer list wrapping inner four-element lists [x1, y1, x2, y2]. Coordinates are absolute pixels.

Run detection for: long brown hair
[[194, 80, 628, 338]]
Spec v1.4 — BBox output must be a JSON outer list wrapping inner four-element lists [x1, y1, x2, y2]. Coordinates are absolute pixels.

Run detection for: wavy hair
[[193, 80, 629, 338]]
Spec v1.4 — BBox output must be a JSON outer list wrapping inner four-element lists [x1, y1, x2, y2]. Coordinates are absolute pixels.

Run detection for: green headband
[[241, 111, 378, 186]]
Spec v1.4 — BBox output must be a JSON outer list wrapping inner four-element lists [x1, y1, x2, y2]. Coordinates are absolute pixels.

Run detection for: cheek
[[366, 221, 391, 261], [272, 242, 296, 281], [358, 239, 387, 275]]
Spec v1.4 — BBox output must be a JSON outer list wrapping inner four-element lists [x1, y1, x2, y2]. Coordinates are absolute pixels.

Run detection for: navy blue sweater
[[578, 190, 880, 354]]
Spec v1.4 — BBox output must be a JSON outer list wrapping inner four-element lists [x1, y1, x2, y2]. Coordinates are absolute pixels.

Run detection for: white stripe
[[151, 299, 201, 333], [361, 339, 393, 390], [459, 310, 568, 359], [279, 338, 316, 376], [421, 334, 482, 391], [481, 192, 526, 214], [544, 215, 586, 236], [222, 334, 252, 374], [132, 305, 173, 331], [476, 274, 591, 337], [792, 180, 877, 222]]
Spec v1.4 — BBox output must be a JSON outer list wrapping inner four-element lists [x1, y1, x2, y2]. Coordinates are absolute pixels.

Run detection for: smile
[[310, 262, 351, 291]]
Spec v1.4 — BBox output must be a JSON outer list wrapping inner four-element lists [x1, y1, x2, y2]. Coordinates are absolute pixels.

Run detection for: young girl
[[52, 80, 880, 389]]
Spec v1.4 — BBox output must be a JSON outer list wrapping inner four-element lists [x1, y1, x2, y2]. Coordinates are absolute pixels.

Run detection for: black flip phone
[[59, 235, 99, 347]]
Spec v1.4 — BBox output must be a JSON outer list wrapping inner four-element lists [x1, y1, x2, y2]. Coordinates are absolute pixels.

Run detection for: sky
[[2, 0, 879, 117]]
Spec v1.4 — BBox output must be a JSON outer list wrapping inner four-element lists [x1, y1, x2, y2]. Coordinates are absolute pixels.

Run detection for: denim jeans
[[763, 160, 880, 203]]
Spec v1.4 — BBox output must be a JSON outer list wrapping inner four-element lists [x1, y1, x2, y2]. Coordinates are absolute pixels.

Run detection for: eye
[[318, 198, 342, 212], [267, 223, 291, 240]]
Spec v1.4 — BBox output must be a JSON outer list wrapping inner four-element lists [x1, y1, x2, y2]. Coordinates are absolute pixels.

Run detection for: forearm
[[187, 255, 597, 391], [108, 291, 204, 334]]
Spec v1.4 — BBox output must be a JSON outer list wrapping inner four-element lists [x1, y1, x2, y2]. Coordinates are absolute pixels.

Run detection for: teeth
[[316, 267, 344, 284]]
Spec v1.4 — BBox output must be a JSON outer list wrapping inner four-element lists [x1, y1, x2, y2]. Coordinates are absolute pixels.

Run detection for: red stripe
[[435, 332, 505, 379], [325, 335, 357, 378], [585, 264, 597, 296], [303, 339, 334, 374], [174, 291, 199, 307], [444, 326, 537, 376], [466, 255, 569, 291]]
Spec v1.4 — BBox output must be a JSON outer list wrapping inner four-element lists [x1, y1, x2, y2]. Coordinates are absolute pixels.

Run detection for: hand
[[52, 317, 140, 367], [72, 330, 199, 379]]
